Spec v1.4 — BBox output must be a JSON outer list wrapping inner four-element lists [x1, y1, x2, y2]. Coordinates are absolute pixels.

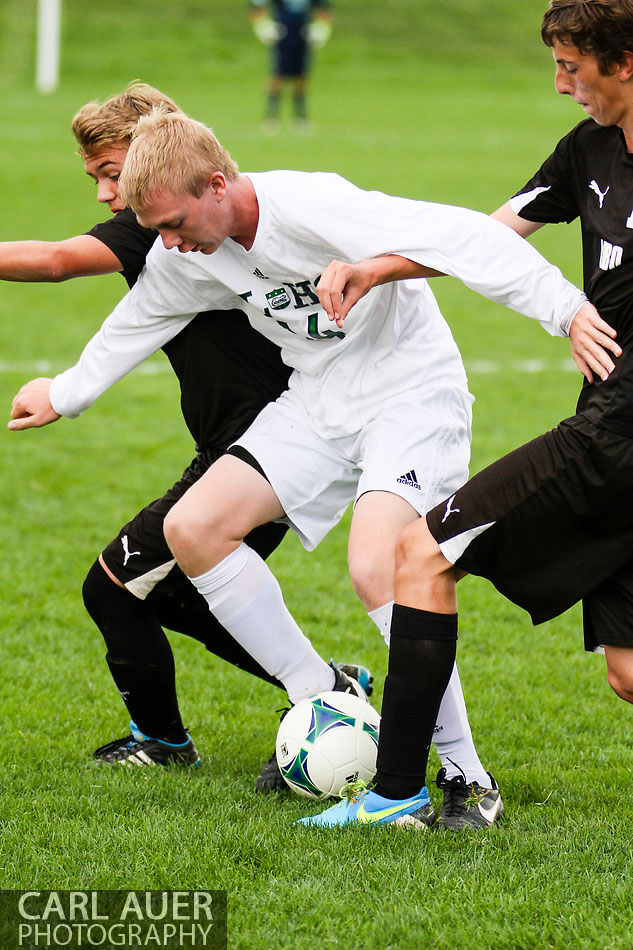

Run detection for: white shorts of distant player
[[231, 383, 472, 551]]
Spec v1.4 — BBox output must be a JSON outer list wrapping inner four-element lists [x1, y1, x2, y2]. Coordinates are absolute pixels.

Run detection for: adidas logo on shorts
[[397, 469, 421, 490]]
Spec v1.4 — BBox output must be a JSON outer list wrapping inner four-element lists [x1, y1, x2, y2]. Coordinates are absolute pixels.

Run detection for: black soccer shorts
[[274, 25, 309, 77], [100, 448, 287, 600], [426, 412, 633, 649]]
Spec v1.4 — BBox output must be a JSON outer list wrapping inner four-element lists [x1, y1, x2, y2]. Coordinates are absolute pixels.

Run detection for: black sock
[[293, 92, 306, 119], [266, 92, 280, 119], [82, 561, 188, 744], [373, 604, 457, 800]]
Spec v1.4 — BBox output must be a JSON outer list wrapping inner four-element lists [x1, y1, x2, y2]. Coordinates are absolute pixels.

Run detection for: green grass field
[[1, 2, 632, 948]]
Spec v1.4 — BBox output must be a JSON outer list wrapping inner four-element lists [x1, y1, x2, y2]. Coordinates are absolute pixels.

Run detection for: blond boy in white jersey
[[11, 109, 612, 825]]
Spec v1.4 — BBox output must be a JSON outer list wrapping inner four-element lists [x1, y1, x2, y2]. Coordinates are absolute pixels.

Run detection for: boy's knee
[[605, 644, 633, 704], [163, 502, 205, 560], [607, 664, 633, 704], [395, 518, 439, 578], [348, 552, 393, 611]]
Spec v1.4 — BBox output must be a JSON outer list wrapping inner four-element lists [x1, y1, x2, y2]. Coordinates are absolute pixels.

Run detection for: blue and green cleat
[[331, 661, 373, 698], [296, 781, 436, 829]]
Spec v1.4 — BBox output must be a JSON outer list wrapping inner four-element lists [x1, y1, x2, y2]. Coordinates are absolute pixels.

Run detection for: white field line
[[0, 360, 168, 376], [0, 357, 579, 376], [467, 358, 577, 374]]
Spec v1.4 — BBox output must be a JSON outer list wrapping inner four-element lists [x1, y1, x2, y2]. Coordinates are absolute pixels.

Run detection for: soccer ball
[[276, 691, 380, 799]]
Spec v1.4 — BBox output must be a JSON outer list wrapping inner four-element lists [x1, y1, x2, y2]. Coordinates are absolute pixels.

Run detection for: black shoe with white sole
[[94, 721, 200, 768], [435, 768, 504, 830]]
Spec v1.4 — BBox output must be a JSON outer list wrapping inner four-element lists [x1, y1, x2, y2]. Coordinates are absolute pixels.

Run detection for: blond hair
[[118, 108, 239, 212], [72, 82, 181, 156]]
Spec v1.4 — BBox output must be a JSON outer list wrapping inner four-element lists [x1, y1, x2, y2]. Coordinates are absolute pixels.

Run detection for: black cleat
[[255, 750, 286, 791], [331, 661, 373, 697], [435, 768, 503, 830], [93, 721, 200, 768]]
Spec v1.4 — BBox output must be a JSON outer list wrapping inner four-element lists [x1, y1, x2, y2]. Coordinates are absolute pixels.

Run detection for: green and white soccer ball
[[276, 691, 380, 799]]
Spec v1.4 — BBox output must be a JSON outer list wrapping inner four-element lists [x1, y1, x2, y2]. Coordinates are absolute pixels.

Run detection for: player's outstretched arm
[[569, 302, 621, 383], [0, 235, 121, 282], [318, 255, 443, 328], [492, 202, 620, 382], [8, 378, 61, 430], [490, 201, 545, 239]]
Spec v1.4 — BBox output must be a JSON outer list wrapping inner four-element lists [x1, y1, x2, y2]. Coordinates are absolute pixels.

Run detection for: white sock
[[368, 601, 394, 646], [189, 543, 334, 704], [434, 666, 489, 786], [369, 601, 489, 786]]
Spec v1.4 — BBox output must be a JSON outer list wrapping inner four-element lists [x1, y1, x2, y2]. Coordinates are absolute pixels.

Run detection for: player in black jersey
[[305, 0, 633, 828], [5, 83, 371, 776]]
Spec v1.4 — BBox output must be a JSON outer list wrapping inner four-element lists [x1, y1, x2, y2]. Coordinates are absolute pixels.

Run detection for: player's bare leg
[[604, 645, 633, 704], [164, 455, 336, 704], [299, 514, 468, 829], [348, 496, 495, 814], [395, 516, 464, 613], [164, 454, 283, 575], [348, 490, 418, 612]]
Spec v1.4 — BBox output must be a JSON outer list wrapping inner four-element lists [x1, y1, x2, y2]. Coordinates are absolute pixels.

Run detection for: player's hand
[[317, 255, 441, 328], [317, 259, 380, 328], [252, 14, 280, 44], [8, 377, 61, 430], [569, 302, 621, 383], [307, 19, 332, 48]]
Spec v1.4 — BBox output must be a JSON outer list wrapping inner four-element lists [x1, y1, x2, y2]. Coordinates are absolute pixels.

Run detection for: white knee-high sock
[[434, 666, 489, 786], [368, 601, 489, 785], [368, 601, 394, 645], [189, 543, 334, 704]]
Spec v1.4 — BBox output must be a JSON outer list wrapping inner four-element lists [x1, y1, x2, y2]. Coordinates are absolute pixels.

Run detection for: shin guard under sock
[[189, 544, 334, 704], [373, 604, 457, 800], [82, 561, 187, 743]]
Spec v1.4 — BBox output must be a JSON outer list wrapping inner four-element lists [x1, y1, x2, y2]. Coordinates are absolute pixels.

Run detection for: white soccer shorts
[[232, 385, 472, 550]]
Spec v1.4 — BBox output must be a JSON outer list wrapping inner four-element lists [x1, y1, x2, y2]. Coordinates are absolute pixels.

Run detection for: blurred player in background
[[250, 0, 332, 131], [3, 83, 372, 778], [304, 0, 633, 829]]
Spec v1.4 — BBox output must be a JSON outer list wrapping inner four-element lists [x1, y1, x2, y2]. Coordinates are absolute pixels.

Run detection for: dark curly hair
[[542, 0, 633, 73]]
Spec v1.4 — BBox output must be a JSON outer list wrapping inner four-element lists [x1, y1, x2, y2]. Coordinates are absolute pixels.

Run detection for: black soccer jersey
[[86, 210, 291, 452], [88, 208, 157, 289], [512, 119, 633, 435]]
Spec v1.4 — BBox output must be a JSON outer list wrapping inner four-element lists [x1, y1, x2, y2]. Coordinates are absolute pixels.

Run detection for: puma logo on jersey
[[589, 179, 610, 208], [441, 494, 461, 523], [121, 535, 141, 566], [599, 239, 623, 271]]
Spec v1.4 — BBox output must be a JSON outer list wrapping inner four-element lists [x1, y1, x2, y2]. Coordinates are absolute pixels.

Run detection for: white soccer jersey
[[50, 170, 586, 436]]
